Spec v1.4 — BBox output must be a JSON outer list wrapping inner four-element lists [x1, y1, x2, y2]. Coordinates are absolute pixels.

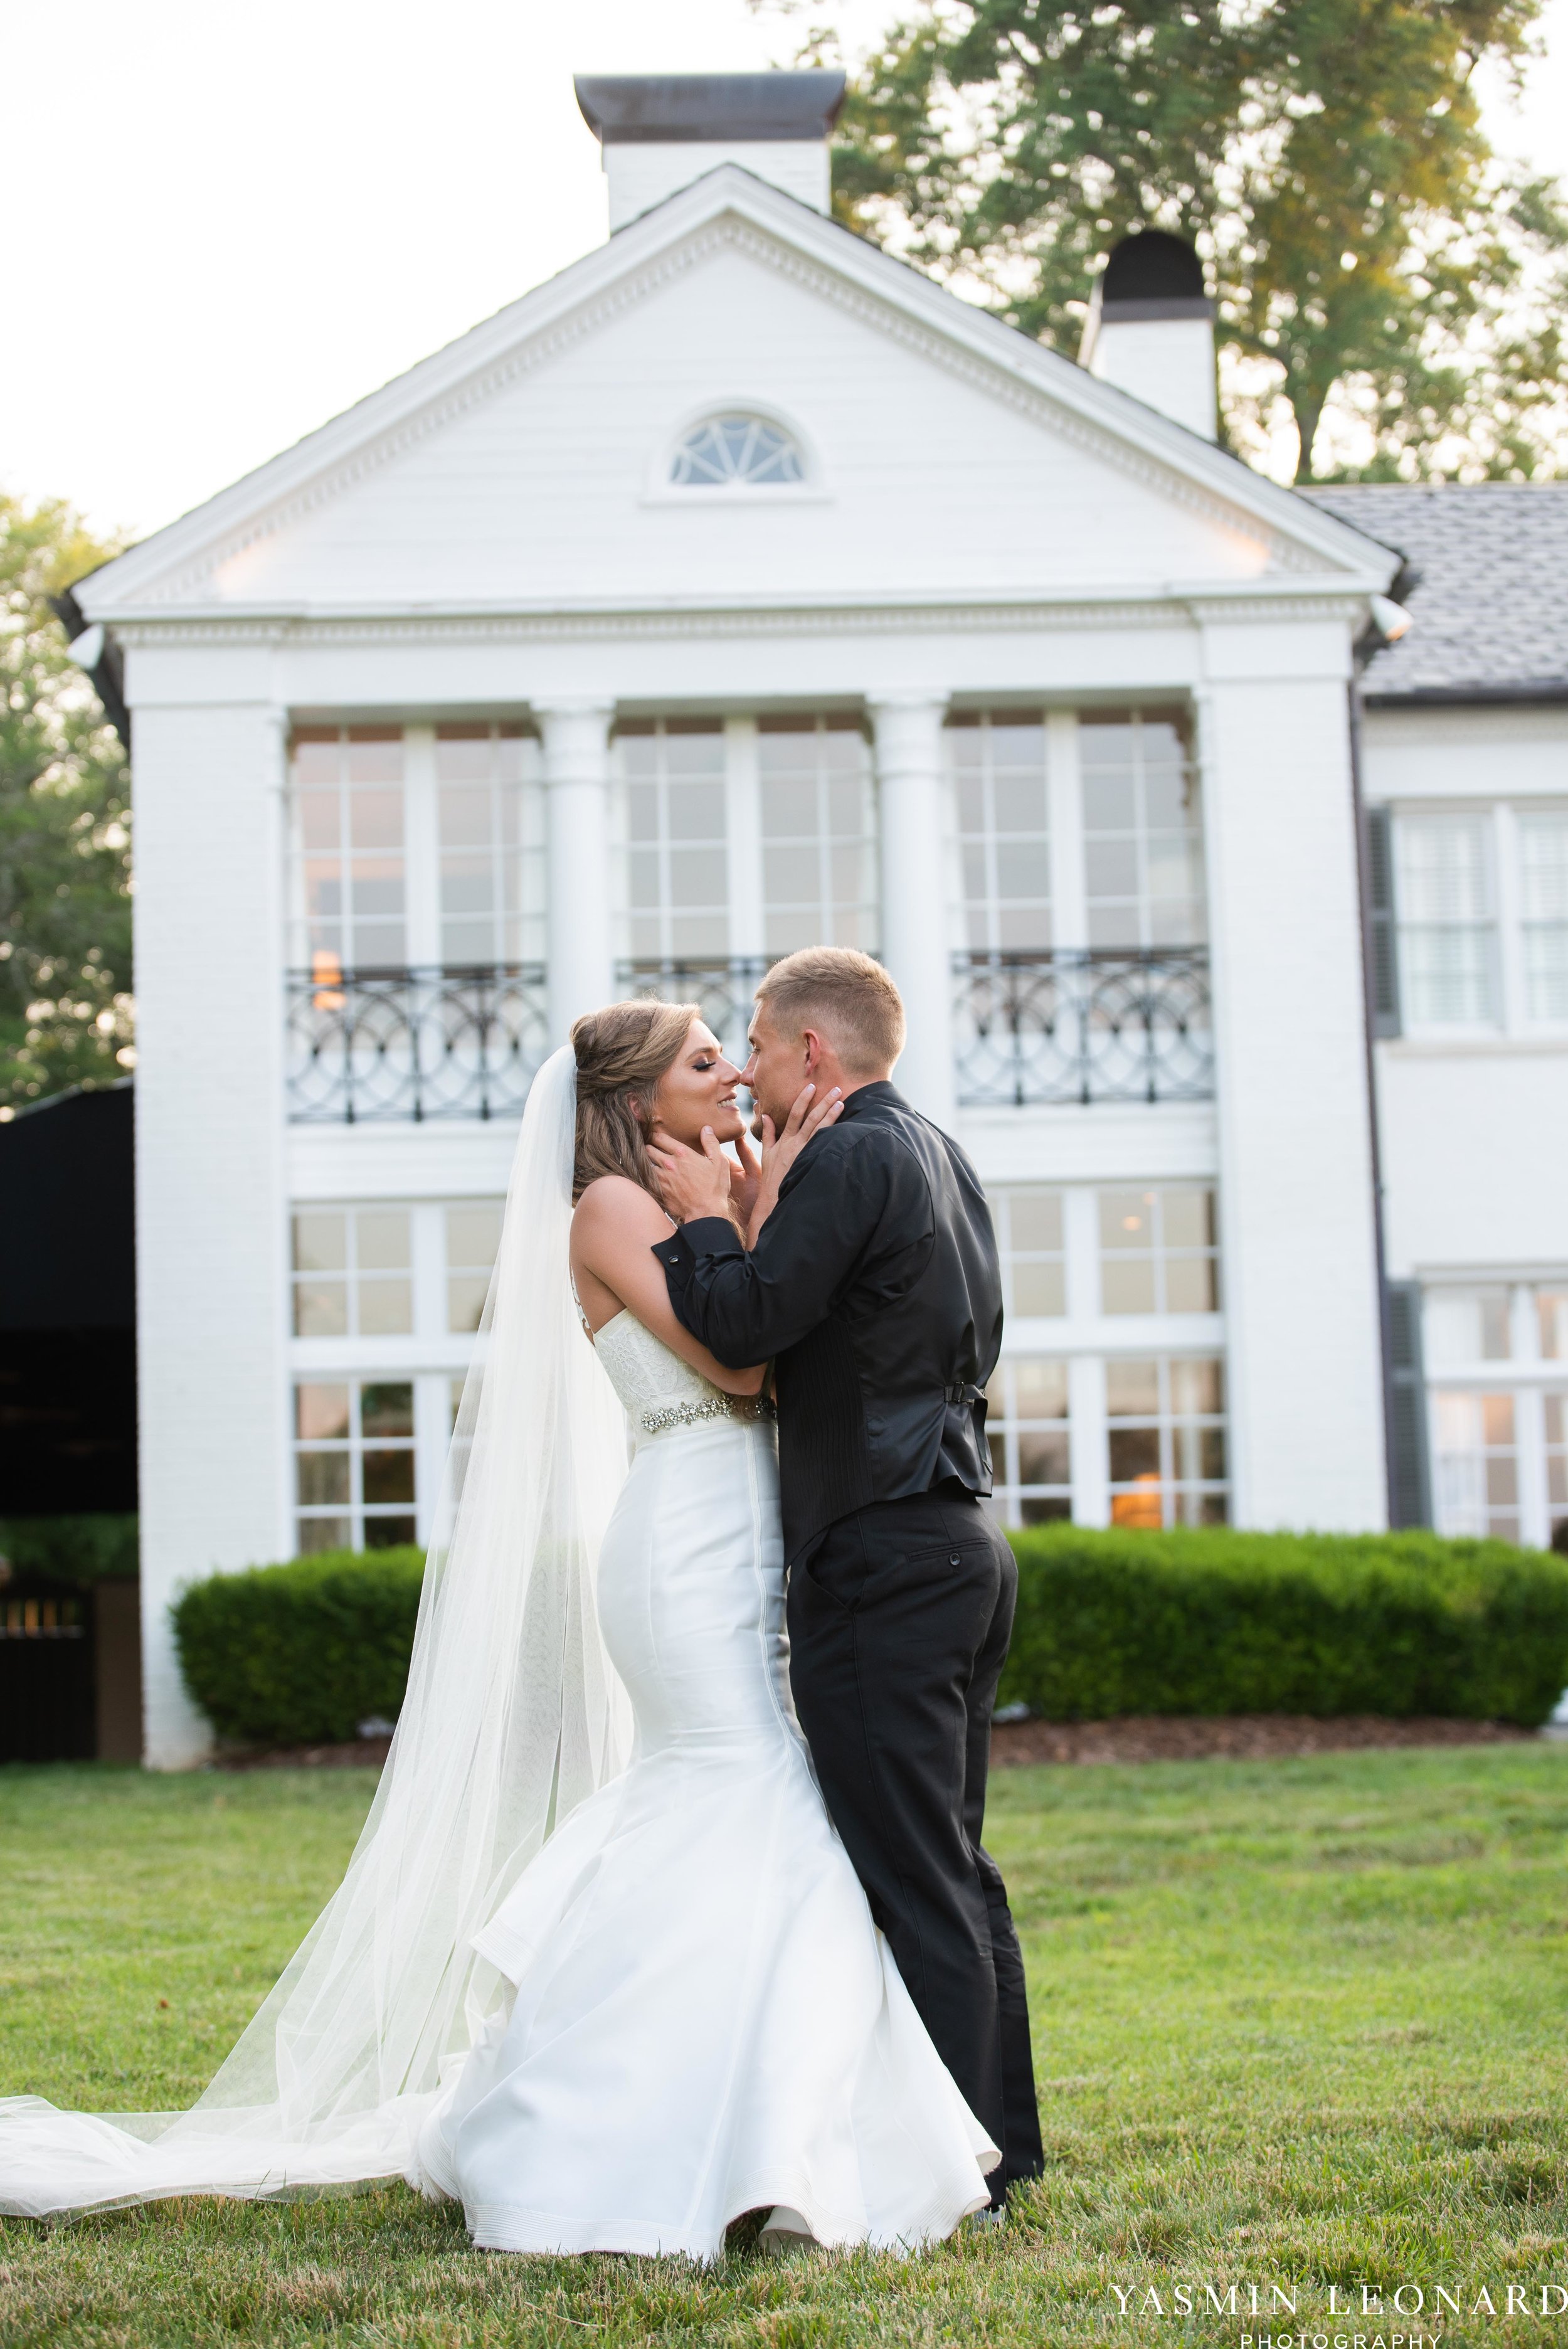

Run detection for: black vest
[[658, 1084, 1003, 1559]]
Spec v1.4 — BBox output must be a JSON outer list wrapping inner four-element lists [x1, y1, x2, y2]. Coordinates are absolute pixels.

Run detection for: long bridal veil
[[0, 1046, 633, 2219]]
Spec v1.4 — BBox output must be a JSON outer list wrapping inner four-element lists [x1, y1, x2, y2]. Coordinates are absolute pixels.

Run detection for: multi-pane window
[[1546, 1394, 1567, 1547], [1424, 1278, 1568, 1548], [294, 1380, 417, 1552], [292, 1209, 413, 1337], [991, 1187, 1066, 1318], [1518, 811, 1568, 1023], [985, 1182, 1227, 1529], [1394, 814, 1496, 1027], [1098, 1187, 1219, 1315], [1431, 1392, 1519, 1544], [984, 1359, 1071, 1525], [759, 718, 878, 955], [948, 715, 1052, 952], [288, 1199, 506, 1552], [620, 721, 729, 962], [291, 727, 406, 972], [446, 1202, 504, 1334], [1107, 1357, 1227, 1528], [1079, 711, 1205, 949], [1424, 1286, 1512, 1367], [437, 723, 544, 967]]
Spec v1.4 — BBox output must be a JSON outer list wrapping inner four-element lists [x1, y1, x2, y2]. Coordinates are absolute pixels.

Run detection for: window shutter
[[1366, 805, 1401, 1037], [1386, 1281, 1431, 1528]]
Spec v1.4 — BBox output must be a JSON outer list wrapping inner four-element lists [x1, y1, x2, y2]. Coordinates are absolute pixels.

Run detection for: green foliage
[[998, 1523, 1568, 1726], [801, 0, 1568, 479], [172, 1529, 1568, 1754], [0, 1514, 138, 1584], [171, 1549, 426, 1747], [1, 494, 132, 1113]]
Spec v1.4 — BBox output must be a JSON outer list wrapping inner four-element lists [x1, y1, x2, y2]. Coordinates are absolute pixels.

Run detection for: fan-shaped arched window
[[670, 414, 805, 487]]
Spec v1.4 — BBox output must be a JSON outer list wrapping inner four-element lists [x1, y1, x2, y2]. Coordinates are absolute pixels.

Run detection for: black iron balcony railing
[[616, 957, 771, 1063], [954, 948, 1213, 1108], [286, 964, 549, 1123]]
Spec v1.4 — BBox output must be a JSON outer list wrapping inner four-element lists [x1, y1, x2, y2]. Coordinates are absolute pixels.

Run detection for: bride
[[0, 999, 998, 2255]]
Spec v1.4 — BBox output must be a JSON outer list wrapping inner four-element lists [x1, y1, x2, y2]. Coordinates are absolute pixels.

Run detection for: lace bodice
[[591, 1313, 773, 1446], [593, 1312, 722, 1416]]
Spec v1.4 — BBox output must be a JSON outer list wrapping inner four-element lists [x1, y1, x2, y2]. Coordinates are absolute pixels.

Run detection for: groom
[[650, 945, 1043, 2210]]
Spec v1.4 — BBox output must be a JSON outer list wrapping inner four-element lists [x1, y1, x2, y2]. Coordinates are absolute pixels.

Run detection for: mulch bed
[[213, 1717, 1545, 1773], [989, 1713, 1539, 1766]]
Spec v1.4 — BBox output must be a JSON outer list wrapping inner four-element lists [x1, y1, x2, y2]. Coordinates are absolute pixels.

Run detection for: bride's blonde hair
[[570, 999, 701, 1202]]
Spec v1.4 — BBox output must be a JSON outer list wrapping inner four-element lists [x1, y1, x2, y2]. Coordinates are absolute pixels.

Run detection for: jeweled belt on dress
[[638, 1394, 777, 1438]]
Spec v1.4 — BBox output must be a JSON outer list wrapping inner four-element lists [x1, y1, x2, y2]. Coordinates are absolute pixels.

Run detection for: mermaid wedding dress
[[0, 1049, 994, 2250], [411, 1312, 997, 2254]]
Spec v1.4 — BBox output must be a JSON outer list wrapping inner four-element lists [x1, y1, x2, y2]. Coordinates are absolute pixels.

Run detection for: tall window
[[985, 1181, 1227, 1528], [991, 1187, 1066, 1317], [1431, 1392, 1519, 1544], [446, 1202, 504, 1334], [759, 718, 878, 955], [437, 723, 544, 967], [619, 721, 729, 962], [948, 715, 1052, 952], [1394, 814, 1496, 1027], [1106, 1357, 1227, 1528], [292, 1209, 412, 1337], [1098, 1187, 1219, 1315], [294, 1380, 416, 1552], [1424, 1278, 1568, 1547], [288, 1198, 506, 1552], [1519, 810, 1568, 1024], [1079, 711, 1205, 948], [984, 1358, 1071, 1525], [291, 727, 405, 971]]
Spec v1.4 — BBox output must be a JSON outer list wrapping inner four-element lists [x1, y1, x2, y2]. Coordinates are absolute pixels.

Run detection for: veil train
[[0, 1046, 633, 2219]]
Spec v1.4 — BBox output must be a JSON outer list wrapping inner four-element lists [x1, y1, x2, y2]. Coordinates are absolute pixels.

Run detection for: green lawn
[[2, 1749, 1566, 2348]]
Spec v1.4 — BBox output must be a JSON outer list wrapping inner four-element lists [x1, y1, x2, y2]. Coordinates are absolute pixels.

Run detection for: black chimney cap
[[575, 71, 847, 146], [1099, 230, 1211, 320]]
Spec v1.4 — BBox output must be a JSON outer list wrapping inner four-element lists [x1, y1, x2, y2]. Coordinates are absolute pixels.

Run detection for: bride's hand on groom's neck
[[649, 1085, 842, 1241], [646, 1123, 738, 1230], [743, 1083, 844, 1244]]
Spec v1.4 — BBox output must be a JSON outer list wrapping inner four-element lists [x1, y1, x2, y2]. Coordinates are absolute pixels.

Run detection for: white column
[[870, 694, 956, 1125], [1197, 614, 1386, 1530], [135, 696, 292, 1766], [539, 701, 615, 1042]]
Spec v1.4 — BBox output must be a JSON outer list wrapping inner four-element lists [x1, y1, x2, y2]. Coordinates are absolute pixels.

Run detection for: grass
[[2, 1748, 1567, 2346]]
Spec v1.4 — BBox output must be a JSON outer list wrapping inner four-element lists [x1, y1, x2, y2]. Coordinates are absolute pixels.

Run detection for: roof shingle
[[1300, 482, 1568, 699]]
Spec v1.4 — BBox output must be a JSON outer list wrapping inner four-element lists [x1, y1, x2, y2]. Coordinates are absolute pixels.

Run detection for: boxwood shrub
[[172, 1547, 425, 1747], [173, 1525, 1568, 1748], [995, 1524, 1568, 1727]]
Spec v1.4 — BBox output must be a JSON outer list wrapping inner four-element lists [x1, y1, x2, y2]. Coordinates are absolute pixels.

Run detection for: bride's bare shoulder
[[572, 1175, 669, 1241]]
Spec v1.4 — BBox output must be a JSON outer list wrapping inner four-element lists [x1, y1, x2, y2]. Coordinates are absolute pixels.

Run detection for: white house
[[63, 72, 1564, 1768]]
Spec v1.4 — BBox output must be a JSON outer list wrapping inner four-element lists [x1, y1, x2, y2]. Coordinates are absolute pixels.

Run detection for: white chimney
[[575, 72, 846, 233], [1078, 230, 1218, 442]]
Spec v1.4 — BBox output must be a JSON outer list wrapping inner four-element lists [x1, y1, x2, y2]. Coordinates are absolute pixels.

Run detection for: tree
[[788, 0, 1568, 479], [0, 496, 132, 1115]]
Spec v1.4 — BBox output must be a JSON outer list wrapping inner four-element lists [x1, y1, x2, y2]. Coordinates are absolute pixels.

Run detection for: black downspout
[[1346, 673, 1398, 1527]]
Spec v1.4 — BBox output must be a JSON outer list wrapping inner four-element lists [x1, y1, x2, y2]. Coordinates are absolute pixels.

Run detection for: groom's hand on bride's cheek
[[647, 1125, 736, 1226]]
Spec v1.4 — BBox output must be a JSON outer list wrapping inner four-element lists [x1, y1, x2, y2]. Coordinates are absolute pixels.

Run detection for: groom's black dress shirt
[[655, 1081, 1002, 1561]]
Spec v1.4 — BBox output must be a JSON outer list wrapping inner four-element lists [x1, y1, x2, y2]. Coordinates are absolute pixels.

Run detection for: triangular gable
[[77, 166, 1397, 618]]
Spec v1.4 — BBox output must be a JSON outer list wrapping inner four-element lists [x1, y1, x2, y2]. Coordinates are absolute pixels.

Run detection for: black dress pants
[[787, 1485, 1044, 2200]]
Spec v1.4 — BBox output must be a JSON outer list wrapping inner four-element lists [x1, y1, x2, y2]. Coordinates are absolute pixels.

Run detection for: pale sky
[[5, 0, 1567, 541]]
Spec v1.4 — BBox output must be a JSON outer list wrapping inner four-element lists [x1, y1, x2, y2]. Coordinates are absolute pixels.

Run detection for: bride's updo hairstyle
[[570, 999, 702, 1202]]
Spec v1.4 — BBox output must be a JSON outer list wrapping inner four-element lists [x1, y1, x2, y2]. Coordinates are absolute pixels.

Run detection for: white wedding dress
[[0, 1051, 994, 2251], [412, 1312, 997, 2256]]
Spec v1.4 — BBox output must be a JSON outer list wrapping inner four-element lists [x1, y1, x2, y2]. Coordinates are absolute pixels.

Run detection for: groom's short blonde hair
[[755, 947, 906, 1078]]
